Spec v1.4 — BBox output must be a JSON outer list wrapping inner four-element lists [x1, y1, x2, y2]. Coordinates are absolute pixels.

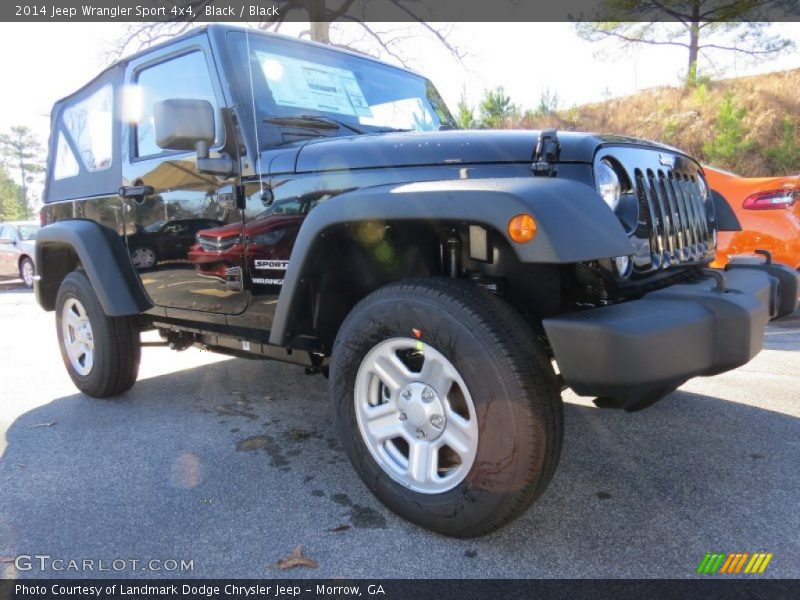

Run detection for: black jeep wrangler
[[37, 25, 798, 537]]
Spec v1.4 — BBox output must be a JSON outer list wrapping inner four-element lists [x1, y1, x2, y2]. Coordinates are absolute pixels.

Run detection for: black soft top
[[43, 26, 213, 204], [42, 25, 452, 204]]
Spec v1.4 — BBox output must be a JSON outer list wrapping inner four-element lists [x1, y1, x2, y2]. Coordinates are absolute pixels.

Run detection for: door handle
[[225, 266, 245, 292]]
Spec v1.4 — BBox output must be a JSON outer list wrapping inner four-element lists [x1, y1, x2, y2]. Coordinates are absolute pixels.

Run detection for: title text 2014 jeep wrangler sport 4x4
[[37, 25, 799, 537]]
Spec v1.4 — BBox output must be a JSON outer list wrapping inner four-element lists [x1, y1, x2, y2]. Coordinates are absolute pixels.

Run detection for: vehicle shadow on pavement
[[0, 281, 32, 295], [0, 357, 798, 579]]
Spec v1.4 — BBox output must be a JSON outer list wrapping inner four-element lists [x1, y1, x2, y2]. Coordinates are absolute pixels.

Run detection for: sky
[[1, 21, 799, 200]]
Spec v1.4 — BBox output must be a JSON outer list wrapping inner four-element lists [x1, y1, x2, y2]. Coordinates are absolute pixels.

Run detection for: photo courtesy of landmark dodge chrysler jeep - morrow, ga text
[[36, 25, 799, 537]]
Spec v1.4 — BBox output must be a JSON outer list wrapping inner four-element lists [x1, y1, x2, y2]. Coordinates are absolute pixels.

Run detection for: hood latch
[[532, 129, 560, 176]]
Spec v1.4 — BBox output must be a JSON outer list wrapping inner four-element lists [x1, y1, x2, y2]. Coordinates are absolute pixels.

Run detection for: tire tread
[[332, 277, 563, 537]]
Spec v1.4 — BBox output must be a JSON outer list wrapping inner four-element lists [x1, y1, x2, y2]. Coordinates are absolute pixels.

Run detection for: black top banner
[[2, 579, 800, 600], [3, 0, 800, 22]]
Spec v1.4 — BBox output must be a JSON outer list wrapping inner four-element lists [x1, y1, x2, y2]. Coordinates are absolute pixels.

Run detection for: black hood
[[290, 129, 684, 174]]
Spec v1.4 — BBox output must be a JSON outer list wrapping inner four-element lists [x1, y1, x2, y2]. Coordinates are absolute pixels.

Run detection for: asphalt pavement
[[0, 279, 798, 579]]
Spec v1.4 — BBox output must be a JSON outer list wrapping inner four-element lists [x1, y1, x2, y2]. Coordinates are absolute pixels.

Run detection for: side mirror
[[153, 98, 216, 155], [153, 98, 236, 177], [0, 237, 13, 245]]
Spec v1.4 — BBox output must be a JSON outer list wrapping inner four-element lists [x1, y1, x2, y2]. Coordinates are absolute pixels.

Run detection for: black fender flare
[[711, 189, 742, 232], [269, 177, 633, 345], [35, 219, 152, 316]]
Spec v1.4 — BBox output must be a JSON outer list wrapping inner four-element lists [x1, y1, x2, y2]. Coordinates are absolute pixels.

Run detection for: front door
[[122, 40, 248, 315]]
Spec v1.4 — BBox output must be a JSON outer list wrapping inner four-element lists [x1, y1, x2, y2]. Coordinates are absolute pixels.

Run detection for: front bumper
[[543, 264, 799, 400]]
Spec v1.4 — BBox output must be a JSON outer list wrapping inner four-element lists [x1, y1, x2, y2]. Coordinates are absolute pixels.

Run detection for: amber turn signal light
[[508, 214, 536, 243]]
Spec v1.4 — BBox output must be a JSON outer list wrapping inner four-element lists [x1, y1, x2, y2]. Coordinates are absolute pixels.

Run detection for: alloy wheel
[[61, 298, 95, 376], [130, 247, 156, 269], [354, 338, 478, 494]]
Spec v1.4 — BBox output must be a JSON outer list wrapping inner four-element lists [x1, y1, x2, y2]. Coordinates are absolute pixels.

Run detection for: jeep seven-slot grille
[[634, 168, 712, 269]]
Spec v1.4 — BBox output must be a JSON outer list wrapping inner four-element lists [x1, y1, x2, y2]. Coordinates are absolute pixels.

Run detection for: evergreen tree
[[455, 92, 476, 129], [478, 87, 518, 129], [0, 126, 45, 220], [0, 164, 25, 221]]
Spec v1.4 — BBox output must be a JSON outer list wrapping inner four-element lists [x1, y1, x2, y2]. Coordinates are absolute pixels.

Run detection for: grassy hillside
[[514, 69, 800, 178]]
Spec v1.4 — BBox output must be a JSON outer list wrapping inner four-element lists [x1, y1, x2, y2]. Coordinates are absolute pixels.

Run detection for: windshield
[[18, 224, 40, 240], [228, 31, 454, 141]]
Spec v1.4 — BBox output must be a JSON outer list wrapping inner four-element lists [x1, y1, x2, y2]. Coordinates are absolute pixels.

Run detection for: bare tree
[[575, 1, 795, 86], [110, 0, 463, 68]]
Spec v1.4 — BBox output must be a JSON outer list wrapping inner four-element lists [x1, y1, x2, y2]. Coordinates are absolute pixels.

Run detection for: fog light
[[508, 214, 536, 243], [614, 255, 632, 277]]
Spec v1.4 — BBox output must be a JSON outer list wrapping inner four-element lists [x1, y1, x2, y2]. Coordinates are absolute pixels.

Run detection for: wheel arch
[[35, 219, 152, 316], [269, 178, 632, 349]]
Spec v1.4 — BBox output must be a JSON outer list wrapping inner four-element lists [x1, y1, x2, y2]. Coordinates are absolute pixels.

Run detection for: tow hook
[[755, 249, 773, 264], [702, 269, 727, 293]]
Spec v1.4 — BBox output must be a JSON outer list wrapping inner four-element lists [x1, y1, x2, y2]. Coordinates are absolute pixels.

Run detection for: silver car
[[0, 221, 40, 288]]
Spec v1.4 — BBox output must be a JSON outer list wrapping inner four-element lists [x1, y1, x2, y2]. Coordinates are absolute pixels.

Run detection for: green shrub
[[692, 82, 709, 105], [765, 117, 800, 174], [663, 119, 680, 143], [702, 93, 752, 169]]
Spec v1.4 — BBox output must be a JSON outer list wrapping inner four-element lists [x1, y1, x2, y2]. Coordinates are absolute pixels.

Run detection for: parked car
[[0, 221, 40, 288], [188, 195, 323, 284], [35, 25, 799, 537], [128, 217, 223, 269], [706, 166, 800, 270]]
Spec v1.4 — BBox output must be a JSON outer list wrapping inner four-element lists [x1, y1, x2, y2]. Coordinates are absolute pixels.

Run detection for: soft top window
[[62, 83, 113, 171], [53, 132, 80, 180], [44, 61, 122, 204]]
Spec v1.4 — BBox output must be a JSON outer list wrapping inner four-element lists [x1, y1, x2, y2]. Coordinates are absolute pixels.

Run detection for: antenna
[[246, 27, 265, 197]]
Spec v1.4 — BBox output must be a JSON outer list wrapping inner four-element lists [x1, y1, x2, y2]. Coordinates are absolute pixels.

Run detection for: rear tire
[[330, 278, 563, 537], [55, 271, 141, 398]]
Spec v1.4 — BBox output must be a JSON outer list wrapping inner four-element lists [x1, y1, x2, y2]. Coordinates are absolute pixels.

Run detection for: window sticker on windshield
[[338, 74, 371, 117], [255, 51, 372, 118]]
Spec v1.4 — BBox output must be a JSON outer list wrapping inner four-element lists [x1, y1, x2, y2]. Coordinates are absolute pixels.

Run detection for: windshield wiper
[[263, 115, 366, 134], [366, 126, 413, 133]]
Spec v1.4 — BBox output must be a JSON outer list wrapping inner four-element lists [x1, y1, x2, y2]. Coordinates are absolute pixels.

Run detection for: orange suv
[[706, 166, 800, 270]]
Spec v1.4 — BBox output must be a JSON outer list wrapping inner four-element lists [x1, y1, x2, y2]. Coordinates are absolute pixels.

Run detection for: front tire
[[330, 278, 563, 537], [55, 271, 141, 398]]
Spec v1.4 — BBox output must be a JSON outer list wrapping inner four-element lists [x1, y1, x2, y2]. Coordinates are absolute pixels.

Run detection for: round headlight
[[595, 159, 621, 211], [697, 174, 709, 200]]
